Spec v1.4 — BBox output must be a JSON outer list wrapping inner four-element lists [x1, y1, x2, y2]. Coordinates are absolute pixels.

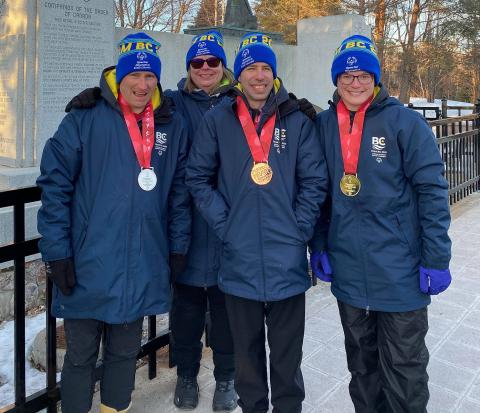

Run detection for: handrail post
[[441, 97, 448, 119], [441, 97, 448, 137], [46, 277, 58, 413], [148, 315, 157, 380], [476, 99, 480, 191], [14, 203, 26, 408]]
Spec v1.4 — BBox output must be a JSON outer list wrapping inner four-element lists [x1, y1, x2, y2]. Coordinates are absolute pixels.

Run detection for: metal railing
[[429, 110, 480, 204], [0, 187, 170, 413], [408, 97, 477, 120]]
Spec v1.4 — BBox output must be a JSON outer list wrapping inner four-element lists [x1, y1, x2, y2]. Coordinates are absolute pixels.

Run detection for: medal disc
[[138, 168, 157, 191], [251, 162, 273, 185], [340, 174, 361, 196]]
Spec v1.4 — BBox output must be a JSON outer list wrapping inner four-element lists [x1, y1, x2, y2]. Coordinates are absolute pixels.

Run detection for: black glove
[[65, 87, 102, 112], [289, 92, 317, 120], [45, 258, 76, 295], [169, 253, 187, 284]]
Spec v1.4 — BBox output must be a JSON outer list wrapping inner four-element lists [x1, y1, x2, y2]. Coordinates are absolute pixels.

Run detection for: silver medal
[[138, 168, 157, 191]]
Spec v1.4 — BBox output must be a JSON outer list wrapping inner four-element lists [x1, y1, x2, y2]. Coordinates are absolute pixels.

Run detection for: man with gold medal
[[310, 35, 452, 412], [186, 33, 328, 413]]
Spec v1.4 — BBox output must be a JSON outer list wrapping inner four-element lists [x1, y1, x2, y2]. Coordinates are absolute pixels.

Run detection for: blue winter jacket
[[311, 85, 451, 312], [37, 66, 191, 323], [165, 78, 233, 287], [186, 80, 329, 301]]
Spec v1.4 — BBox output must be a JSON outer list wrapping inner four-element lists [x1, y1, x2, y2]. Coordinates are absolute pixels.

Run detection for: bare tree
[[192, 0, 224, 28], [115, 0, 199, 32], [254, 0, 343, 44], [396, 0, 421, 103]]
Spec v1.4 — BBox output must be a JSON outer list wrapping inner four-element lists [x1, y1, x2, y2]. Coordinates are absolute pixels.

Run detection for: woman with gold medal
[[310, 35, 452, 412]]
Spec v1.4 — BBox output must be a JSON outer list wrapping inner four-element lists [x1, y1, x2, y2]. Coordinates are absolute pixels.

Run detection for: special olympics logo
[[346, 56, 357, 66], [242, 49, 250, 58], [198, 42, 206, 48], [137, 52, 147, 60]]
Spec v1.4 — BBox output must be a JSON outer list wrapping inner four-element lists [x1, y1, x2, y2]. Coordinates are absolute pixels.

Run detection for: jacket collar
[[177, 75, 236, 100], [228, 78, 298, 120]]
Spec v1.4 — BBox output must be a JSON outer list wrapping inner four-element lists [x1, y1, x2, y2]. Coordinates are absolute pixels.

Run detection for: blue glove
[[310, 251, 333, 282], [419, 266, 451, 295]]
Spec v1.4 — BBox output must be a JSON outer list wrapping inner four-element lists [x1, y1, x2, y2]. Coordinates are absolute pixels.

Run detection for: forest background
[[114, 0, 480, 104]]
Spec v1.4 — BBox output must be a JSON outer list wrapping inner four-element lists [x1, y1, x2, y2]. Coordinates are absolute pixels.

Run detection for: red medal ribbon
[[336, 97, 372, 175], [118, 93, 155, 169], [236, 96, 276, 163]]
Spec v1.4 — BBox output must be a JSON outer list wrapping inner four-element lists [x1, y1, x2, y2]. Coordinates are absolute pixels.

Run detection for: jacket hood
[[99, 66, 172, 123]]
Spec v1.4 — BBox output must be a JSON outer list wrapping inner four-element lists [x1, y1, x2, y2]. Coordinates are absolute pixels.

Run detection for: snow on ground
[[0, 313, 59, 408], [409, 97, 474, 118]]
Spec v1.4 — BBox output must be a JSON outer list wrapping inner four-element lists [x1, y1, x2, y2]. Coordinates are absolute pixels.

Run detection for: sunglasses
[[190, 57, 221, 69]]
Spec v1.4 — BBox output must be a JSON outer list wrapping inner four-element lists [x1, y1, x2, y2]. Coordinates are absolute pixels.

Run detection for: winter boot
[[212, 379, 238, 411], [99, 402, 131, 413], [174, 376, 199, 410]]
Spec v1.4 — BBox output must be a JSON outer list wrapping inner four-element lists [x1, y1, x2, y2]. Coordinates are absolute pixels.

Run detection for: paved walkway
[[94, 193, 480, 413]]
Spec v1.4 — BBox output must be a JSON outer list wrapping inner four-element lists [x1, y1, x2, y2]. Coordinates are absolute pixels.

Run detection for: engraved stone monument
[[0, 0, 115, 188]]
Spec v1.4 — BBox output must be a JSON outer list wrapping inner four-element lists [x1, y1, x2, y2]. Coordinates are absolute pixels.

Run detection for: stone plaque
[[0, 34, 25, 167], [36, 0, 114, 161]]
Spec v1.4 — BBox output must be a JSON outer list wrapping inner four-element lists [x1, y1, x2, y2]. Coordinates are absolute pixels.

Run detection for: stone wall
[[0, 260, 45, 322]]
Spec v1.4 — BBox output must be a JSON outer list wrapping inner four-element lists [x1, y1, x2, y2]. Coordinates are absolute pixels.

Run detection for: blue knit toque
[[234, 33, 277, 79], [186, 30, 227, 71], [331, 35, 381, 86], [116, 32, 161, 84]]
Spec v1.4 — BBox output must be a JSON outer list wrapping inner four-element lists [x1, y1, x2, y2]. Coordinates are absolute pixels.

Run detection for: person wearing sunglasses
[[164, 30, 238, 412], [310, 35, 452, 412], [186, 32, 328, 413]]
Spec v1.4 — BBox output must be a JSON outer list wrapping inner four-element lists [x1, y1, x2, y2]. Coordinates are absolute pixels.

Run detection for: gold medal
[[251, 162, 273, 185], [340, 174, 361, 196]]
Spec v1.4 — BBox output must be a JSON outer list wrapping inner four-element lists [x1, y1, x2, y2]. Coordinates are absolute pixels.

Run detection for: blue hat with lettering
[[234, 32, 277, 79], [331, 35, 380, 86], [116, 32, 161, 84], [186, 30, 227, 71]]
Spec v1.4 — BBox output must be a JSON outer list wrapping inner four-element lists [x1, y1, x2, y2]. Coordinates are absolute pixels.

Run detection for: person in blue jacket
[[310, 35, 452, 412], [186, 33, 329, 413], [36, 32, 190, 413], [164, 31, 238, 411]]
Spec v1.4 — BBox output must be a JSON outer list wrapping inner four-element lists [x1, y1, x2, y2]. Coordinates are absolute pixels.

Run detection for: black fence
[[408, 97, 477, 120], [430, 108, 480, 204], [0, 187, 170, 413]]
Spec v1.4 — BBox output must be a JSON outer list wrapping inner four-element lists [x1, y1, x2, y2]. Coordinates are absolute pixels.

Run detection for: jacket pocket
[[220, 208, 235, 242], [72, 225, 88, 255], [394, 212, 420, 257]]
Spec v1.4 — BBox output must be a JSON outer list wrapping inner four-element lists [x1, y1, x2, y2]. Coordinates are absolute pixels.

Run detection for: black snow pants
[[338, 300, 429, 413], [61, 318, 143, 413]]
